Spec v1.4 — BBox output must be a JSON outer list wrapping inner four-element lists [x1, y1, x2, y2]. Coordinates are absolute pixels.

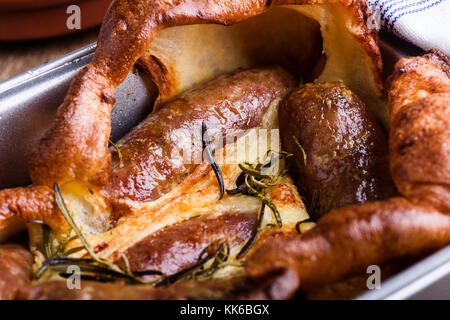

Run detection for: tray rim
[[357, 245, 450, 300], [0, 42, 96, 94]]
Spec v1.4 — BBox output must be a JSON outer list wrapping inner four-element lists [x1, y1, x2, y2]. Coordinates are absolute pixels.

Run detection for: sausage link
[[279, 82, 393, 218], [106, 66, 295, 203]]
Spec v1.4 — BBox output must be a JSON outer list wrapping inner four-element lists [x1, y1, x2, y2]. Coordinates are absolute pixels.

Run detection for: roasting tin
[[0, 31, 447, 300]]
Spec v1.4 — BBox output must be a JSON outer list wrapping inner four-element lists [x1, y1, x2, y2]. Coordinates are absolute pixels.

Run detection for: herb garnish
[[293, 136, 307, 166], [227, 150, 292, 228], [155, 240, 243, 287], [236, 202, 265, 259], [109, 139, 124, 168], [309, 189, 318, 214], [36, 184, 162, 284], [226, 150, 291, 257], [37, 144, 291, 284], [202, 122, 224, 201]]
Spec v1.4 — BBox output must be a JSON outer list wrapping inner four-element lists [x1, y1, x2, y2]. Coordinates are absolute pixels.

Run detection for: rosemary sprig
[[155, 240, 241, 287], [37, 257, 133, 280], [36, 256, 162, 283], [202, 122, 224, 201], [309, 189, 318, 215], [236, 201, 265, 259], [227, 150, 291, 228], [62, 246, 85, 256], [244, 175, 282, 227], [226, 173, 247, 195], [35, 184, 163, 284], [293, 136, 307, 166], [58, 273, 117, 283], [223, 150, 291, 256], [53, 183, 101, 262], [109, 139, 124, 168], [238, 163, 273, 179], [296, 218, 314, 234], [43, 225, 54, 259]]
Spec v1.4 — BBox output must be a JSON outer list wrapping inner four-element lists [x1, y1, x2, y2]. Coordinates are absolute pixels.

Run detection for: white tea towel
[[366, 0, 450, 55]]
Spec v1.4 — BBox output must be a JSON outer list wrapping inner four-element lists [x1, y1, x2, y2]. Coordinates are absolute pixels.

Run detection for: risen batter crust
[[0, 0, 448, 300]]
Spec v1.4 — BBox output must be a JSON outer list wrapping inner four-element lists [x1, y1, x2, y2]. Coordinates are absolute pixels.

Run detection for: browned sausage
[[279, 82, 394, 218], [115, 211, 257, 278], [106, 66, 295, 204]]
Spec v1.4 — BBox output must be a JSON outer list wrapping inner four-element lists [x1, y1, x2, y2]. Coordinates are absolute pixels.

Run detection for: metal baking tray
[[0, 43, 156, 189], [0, 30, 447, 300]]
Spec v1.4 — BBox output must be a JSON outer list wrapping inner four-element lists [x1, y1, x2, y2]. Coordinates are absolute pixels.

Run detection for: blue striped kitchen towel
[[366, 0, 450, 55]]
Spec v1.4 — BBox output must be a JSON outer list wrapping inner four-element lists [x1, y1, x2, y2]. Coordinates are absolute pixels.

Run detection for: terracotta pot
[[0, 0, 112, 40]]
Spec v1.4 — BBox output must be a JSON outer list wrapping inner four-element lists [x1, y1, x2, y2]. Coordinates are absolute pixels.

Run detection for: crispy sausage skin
[[106, 66, 295, 203], [279, 82, 393, 218], [0, 244, 33, 300], [116, 211, 257, 278], [247, 51, 450, 290]]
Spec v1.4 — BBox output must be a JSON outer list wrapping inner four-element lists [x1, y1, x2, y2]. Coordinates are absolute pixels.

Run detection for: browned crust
[[28, 66, 115, 188], [5, 0, 380, 238], [0, 0, 384, 299], [2, 67, 295, 238], [346, 0, 384, 96], [390, 93, 450, 213], [387, 49, 450, 117], [387, 50, 450, 213], [0, 186, 69, 238], [0, 244, 33, 300]]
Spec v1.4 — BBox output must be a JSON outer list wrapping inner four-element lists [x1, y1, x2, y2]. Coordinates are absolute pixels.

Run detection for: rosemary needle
[[109, 139, 124, 168], [236, 201, 265, 259], [54, 183, 100, 261], [293, 136, 307, 166], [155, 240, 235, 287], [41, 184, 163, 284], [202, 122, 224, 201], [245, 175, 282, 228]]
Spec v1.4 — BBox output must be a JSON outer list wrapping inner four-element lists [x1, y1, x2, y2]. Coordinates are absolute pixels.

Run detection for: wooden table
[[0, 28, 99, 82]]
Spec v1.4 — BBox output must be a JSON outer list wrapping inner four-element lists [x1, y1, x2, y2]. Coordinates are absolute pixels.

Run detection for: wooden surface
[[0, 28, 99, 82]]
